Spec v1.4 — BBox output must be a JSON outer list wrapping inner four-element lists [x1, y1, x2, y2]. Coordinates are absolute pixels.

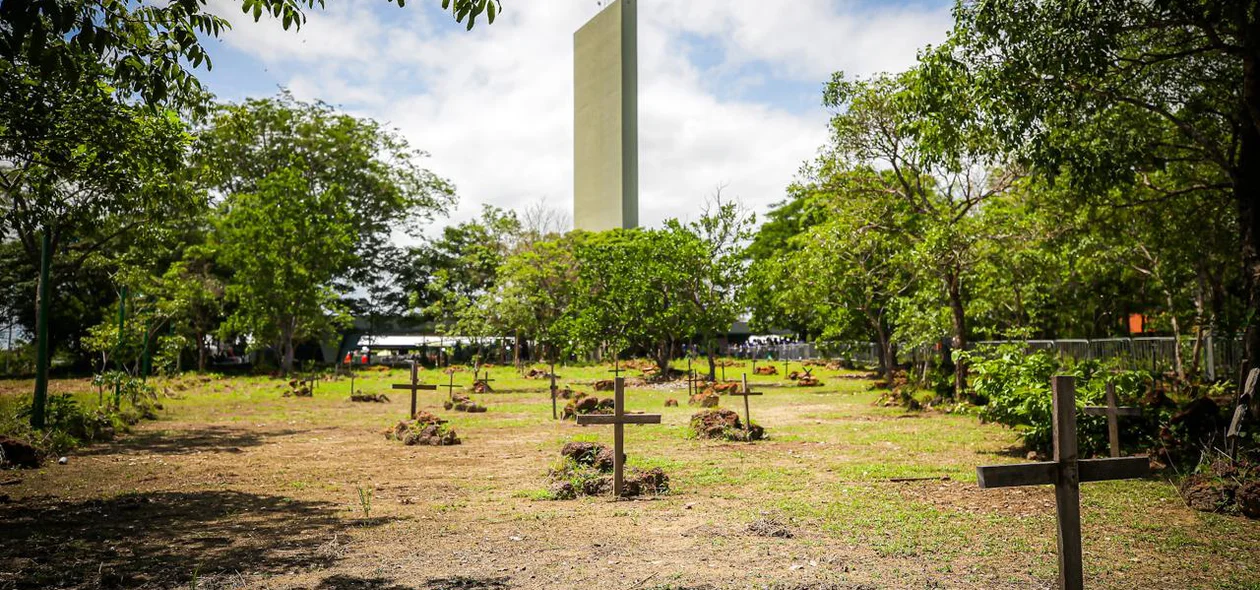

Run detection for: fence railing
[[727, 336, 1245, 381]]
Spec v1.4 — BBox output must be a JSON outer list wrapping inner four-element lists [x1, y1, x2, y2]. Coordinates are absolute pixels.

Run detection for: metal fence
[[728, 336, 1246, 380]]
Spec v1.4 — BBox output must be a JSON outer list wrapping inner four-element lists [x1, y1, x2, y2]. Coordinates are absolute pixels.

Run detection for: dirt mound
[[593, 379, 615, 391], [708, 382, 740, 395], [525, 368, 558, 379], [548, 442, 669, 499], [753, 366, 778, 376], [0, 436, 39, 468], [443, 393, 487, 413], [471, 379, 494, 394], [796, 376, 822, 387], [443, 366, 467, 374], [561, 392, 613, 420], [664, 399, 679, 407], [385, 412, 460, 446], [690, 408, 765, 442], [1179, 458, 1260, 518], [715, 360, 744, 368], [689, 392, 719, 407], [553, 386, 577, 399], [746, 516, 794, 538], [349, 393, 389, 403]]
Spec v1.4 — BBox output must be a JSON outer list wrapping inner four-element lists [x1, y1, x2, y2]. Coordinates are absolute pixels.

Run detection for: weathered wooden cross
[[732, 374, 763, 431], [687, 369, 706, 397], [549, 361, 558, 420], [392, 361, 436, 417], [976, 376, 1149, 590], [1082, 382, 1140, 458], [1227, 368, 1258, 461], [574, 377, 661, 497], [474, 369, 495, 391], [608, 356, 625, 378], [436, 370, 458, 402]]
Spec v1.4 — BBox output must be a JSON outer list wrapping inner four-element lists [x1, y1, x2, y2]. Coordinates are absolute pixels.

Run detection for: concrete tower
[[573, 0, 638, 231]]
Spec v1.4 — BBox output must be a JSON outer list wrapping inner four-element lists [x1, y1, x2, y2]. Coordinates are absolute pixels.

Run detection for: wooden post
[[1083, 382, 1140, 458], [550, 360, 558, 420], [30, 231, 51, 429], [575, 378, 662, 497], [976, 375, 1150, 590], [437, 370, 458, 402]]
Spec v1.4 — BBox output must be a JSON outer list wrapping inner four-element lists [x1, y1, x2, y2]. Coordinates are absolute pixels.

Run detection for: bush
[[1, 374, 162, 462], [960, 345, 1152, 455]]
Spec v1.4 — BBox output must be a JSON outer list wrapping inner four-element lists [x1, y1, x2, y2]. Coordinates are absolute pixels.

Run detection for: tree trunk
[[281, 318, 296, 375], [947, 270, 968, 398], [707, 338, 717, 382], [873, 318, 893, 379], [196, 329, 207, 372], [1240, 31, 1260, 400]]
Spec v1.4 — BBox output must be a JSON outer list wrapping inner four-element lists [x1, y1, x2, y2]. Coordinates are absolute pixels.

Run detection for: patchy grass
[[0, 359, 1255, 589]]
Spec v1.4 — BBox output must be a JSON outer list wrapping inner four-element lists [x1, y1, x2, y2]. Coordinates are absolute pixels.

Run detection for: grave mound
[[561, 392, 614, 420], [688, 392, 718, 407], [1179, 457, 1260, 518], [444, 393, 487, 413], [349, 392, 389, 403], [796, 376, 823, 387], [664, 398, 679, 407], [554, 386, 577, 399], [0, 436, 40, 468], [593, 379, 615, 391], [690, 408, 765, 442], [385, 411, 460, 446], [547, 442, 669, 499], [525, 368, 558, 379], [707, 382, 740, 395], [283, 379, 313, 397], [753, 365, 778, 376], [471, 379, 494, 394]]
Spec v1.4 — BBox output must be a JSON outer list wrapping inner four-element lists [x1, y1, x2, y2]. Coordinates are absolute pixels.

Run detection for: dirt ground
[[1, 365, 1257, 589]]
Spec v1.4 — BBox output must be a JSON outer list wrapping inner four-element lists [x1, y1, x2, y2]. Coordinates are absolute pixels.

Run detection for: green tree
[[928, 0, 1260, 375], [215, 167, 355, 374], [676, 190, 753, 380]]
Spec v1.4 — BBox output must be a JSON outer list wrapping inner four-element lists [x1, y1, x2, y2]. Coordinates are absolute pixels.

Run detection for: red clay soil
[[0, 436, 40, 468], [753, 366, 778, 376], [688, 392, 719, 407], [689, 409, 765, 442], [349, 393, 390, 403], [385, 411, 460, 446]]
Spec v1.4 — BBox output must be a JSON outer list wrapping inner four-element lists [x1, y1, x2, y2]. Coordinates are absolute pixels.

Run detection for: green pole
[[30, 231, 51, 429], [114, 285, 128, 408], [140, 318, 152, 382]]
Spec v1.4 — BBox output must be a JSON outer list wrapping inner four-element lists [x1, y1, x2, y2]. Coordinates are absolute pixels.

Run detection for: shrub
[[960, 345, 1152, 455]]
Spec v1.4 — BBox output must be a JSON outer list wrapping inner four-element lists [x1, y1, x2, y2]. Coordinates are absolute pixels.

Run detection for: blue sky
[[200, 0, 955, 233]]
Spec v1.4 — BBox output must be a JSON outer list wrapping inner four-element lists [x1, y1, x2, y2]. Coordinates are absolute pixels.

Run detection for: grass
[[0, 359, 1256, 588]]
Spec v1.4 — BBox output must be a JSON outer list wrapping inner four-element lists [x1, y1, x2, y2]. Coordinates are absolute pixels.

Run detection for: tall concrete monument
[[573, 0, 638, 231]]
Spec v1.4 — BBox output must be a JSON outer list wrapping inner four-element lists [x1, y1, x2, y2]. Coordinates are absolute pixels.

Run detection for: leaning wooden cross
[[1082, 382, 1140, 458], [731, 374, 764, 431], [1227, 368, 1258, 461], [575, 377, 661, 497], [976, 376, 1149, 590], [392, 361, 436, 417]]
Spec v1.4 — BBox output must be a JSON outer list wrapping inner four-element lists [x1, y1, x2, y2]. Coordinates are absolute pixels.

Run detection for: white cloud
[[207, 0, 952, 232]]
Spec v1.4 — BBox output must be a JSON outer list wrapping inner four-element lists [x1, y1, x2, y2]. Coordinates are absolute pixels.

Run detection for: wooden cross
[[730, 374, 763, 431], [1227, 368, 1258, 461], [976, 376, 1149, 590], [474, 369, 495, 391], [1082, 382, 1140, 458], [687, 370, 706, 397], [686, 357, 693, 394], [575, 377, 661, 497], [436, 370, 458, 402], [549, 360, 558, 420], [392, 361, 436, 417], [608, 356, 624, 377]]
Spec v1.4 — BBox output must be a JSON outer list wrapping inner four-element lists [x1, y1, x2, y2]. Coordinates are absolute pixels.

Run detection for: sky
[[198, 0, 955, 235]]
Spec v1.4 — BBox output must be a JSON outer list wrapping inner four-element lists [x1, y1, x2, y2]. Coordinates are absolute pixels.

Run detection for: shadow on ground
[[76, 425, 302, 456], [0, 490, 382, 589]]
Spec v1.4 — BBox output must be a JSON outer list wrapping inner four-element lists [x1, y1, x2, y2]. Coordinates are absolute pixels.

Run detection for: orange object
[[360, 354, 369, 364], [344, 352, 352, 364], [1128, 314, 1145, 334]]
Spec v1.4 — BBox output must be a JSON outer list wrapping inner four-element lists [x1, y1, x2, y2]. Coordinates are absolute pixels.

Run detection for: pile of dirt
[[707, 382, 740, 395], [0, 436, 39, 468], [547, 442, 670, 499], [753, 366, 778, 376], [553, 386, 577, 399], [471, 379, 494, 394], [443, 366, 467, 374], [593, 379, 615, 392], [746, 516, 794, 538], [796, 376, 823, 387], [1179, 458, 1260, 518], [689, 391, 719, 407], [562, 392, 614, 420], [349, 392, 389, 403], [715, 360, 744, 368], [444, 393, 487, 413], [385, 411, 461, 446], [525, 368, 558, 379], [690, 408, 765, 442], [664, 399, 679, 407]]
